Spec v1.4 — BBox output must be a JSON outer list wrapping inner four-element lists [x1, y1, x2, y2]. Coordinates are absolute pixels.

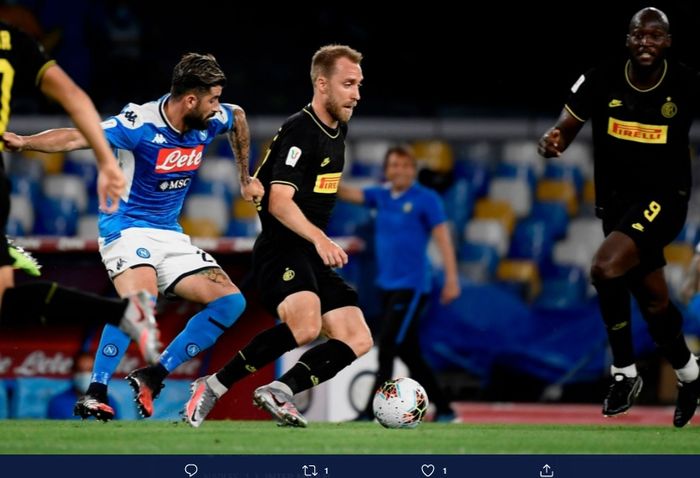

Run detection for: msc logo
[[607, 118, 667, 144], [282, 268, 295, 281], [313, 172, 342, 193], [157, 177, 191, 191]]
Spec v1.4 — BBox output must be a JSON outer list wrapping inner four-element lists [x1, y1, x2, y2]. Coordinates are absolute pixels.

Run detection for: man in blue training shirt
[[4, 53, 264, 420], [339, 144, 461, 421]]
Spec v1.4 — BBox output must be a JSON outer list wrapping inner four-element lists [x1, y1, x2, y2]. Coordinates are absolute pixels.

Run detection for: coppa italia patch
[[285, 146, 302, 167]]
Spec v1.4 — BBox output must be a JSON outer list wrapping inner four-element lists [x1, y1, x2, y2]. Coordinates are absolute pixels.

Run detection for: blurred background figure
[[47, 352, 120, 419], [338, 145, 461, 422]]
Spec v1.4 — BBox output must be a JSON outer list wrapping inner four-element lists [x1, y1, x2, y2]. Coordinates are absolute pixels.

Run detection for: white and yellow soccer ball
[[372, 377, 429, 429]]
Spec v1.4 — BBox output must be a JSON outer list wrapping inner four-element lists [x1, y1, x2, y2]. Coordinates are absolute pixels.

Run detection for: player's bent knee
[[207, 292, 246, 328], [290, 323, 322, 346], [348, 331, 373, 357]]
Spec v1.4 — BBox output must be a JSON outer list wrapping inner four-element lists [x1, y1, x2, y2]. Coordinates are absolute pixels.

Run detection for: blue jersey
[[98, 94, 236, 243], [363, 182, 447, 292]]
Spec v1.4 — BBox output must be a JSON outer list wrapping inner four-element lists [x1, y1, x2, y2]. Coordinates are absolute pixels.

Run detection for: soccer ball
[[372, 377, 429, 429]]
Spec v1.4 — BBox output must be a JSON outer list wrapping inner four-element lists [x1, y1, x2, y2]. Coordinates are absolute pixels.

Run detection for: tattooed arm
[[228, 106, 264, 202]]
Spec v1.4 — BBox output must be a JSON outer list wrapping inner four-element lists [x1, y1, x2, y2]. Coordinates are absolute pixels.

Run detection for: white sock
[[675, 355, 699, 383], [611, 364, 638, 378], [206, 374, 229, 398], [270, 380, 294, 396]]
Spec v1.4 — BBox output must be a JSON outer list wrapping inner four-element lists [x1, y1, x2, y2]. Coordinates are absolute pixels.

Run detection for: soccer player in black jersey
[[183, 45, 371, 428], [0, 21, 159, 388], [538, 7, 700, 427]]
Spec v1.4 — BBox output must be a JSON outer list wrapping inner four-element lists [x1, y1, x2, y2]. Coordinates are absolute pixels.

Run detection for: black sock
[[645, 301, 691, 369], [280, 339, 357, 394], [86, 382, 108, 401], [1, 282, 127, 327], [215, 323, 298, 388], [593, 276, 635, 367], [151, 363, 169, 383]]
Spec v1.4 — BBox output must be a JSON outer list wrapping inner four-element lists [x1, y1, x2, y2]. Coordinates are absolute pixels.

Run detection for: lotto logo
[[155, 145, 204, 173]]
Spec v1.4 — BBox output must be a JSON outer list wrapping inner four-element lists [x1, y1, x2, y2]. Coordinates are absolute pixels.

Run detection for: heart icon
[[421, 464, 435, 477]]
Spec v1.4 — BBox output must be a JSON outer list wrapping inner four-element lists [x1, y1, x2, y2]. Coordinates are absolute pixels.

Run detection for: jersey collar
[[303, 104, 340, 139], [159, 94, 182, 134], [625, 59, 668, 93]]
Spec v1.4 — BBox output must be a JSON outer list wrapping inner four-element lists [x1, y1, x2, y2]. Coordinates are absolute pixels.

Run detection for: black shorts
[[600, 192, 688, 274], [252, 235, 358, 316]]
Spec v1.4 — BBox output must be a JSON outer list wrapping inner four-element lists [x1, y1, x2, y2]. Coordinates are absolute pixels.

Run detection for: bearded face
[[184, 100, 215, 130]]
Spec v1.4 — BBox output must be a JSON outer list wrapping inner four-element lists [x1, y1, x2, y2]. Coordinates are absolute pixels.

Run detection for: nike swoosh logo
[[609, 99, 623, 108]]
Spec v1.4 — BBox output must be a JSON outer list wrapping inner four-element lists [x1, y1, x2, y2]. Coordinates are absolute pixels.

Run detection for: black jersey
[[566, 59, 700, 208], [254, 104, 347, 246], [0, 22, 53, 142]]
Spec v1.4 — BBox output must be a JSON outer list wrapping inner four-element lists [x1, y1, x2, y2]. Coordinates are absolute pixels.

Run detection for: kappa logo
[[320, 157, 330, 167], [115, 258, 126, 271], [152, 133, 166, 144], [608, 99, 623, 108], [123, 110, 138, 125]]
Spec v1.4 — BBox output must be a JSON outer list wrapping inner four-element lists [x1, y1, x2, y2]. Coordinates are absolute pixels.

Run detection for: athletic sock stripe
[[208, 316, 228, 332]]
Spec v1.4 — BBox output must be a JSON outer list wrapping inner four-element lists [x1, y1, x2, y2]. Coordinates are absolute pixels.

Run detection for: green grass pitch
[[1, 421, 700, 454]]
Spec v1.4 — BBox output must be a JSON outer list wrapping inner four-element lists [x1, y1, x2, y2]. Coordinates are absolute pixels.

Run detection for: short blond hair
[[310, 44, 362, 85]]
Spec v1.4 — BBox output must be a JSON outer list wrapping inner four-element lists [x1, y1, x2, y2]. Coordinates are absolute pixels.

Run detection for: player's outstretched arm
[[40, 64, 124, 212], [227, 106, 264, 202]]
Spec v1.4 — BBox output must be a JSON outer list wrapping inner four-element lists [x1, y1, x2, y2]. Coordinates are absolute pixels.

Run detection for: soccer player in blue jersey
[[4, 52, 264, 420], [338, 145, 461, 421]]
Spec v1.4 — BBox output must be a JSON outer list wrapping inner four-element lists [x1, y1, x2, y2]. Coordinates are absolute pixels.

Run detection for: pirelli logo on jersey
[[155, 145, 204, 173], [607, 118, 667, 144], [314, 172, 342, 193]]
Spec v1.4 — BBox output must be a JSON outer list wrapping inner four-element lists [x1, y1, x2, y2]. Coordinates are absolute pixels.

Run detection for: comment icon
[[184, 464, 198, 477]]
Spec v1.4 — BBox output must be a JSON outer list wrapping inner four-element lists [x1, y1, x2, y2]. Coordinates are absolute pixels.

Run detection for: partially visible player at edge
[[0, 20, 159, 364], [538, 7, 700, 427], [183, 44, 372, 428], [3, 52, 264, 421]]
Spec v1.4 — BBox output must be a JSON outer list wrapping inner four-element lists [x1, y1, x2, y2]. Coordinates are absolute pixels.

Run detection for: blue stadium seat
[[508, 218, 555, 263], [453, 160, 491, 198], [10, 173, 43, 206], [442, 178, 474, 236], [535, 264, 589, 309], [529, 202, 569, 240], [190, 177, 234, 207], [63, 154, 99, 192], [544, 162, 584, 195], [458, 241, 500, 282], [34, 197, 79, 236], [494, 161, 537, 192]]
